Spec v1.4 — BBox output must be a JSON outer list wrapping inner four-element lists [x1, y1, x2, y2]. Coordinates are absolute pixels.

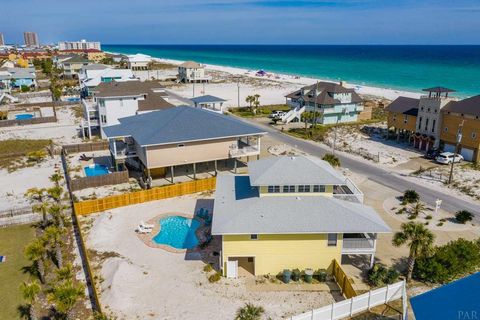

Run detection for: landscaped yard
[[0, 224, 37, 320], [0, 139, 52, 171], [229, 104, 290, 118]]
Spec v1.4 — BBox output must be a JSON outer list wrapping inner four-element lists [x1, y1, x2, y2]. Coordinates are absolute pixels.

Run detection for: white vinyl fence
[[291, 280, 407, 320]]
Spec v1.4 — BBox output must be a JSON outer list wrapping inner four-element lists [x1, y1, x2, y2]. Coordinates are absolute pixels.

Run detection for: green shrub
[[203, 263, 213, 273], [402, 190, 419, 205], [425, 215, 433, 220], [208, 272, 222, 283], [316, 269, 328, 282], [322, 153, 340, 167], [235, 303, 265, 320], [21, 85, 30, 92], [291, 268, 301, 281], [414, 238, 480, 283], [368, 264, 399, 286], [27, 150, 47, 163], [455, 210, 474, 224]]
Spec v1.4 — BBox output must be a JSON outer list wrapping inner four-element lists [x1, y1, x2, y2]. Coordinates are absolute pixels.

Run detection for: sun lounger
[[0, 256, 6, 263], [136, 225, 152, 234], [140, 220, 154, 229]]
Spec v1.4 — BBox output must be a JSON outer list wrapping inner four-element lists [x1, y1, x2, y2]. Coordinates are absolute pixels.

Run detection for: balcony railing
[[229, 145, 259, 157], [343, 238, 375, 250]]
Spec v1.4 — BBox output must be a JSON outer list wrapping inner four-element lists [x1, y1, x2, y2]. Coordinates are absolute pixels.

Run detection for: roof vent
[[290, 156, 295, 160], [296, 196, 301, 200]]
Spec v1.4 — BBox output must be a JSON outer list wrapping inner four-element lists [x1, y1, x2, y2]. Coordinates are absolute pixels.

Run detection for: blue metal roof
[[191, 95, 227, 104], [103, 106, 266, 146], [410, 272, 480, 320]]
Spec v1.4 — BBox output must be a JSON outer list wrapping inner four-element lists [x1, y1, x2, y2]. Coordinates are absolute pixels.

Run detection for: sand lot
[[84, 195, 336, 320]]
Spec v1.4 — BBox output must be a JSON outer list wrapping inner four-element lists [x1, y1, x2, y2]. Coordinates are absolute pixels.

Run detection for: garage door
[[444, 144, 456, 153], [460, 147, 475, 161]]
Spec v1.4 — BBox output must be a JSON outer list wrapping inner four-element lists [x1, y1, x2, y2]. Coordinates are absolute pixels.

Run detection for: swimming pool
[[84, 164, 110, 177], [15, 113, 34, 120], [153, 216, 200, 249]]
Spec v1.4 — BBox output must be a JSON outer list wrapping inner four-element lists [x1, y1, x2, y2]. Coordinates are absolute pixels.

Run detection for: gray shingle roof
[[387, 96, 419, 115], [103, 106, 267, 146], [191, 95, 227, 104], [285, 81, 363, 105], [248, 156, 346, 186], [211, 175, 391, 235], [443, 95, 480, 117]]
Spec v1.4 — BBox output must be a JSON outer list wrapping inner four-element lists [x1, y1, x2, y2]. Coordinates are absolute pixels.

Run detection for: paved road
[[239, 118, 480, 216]]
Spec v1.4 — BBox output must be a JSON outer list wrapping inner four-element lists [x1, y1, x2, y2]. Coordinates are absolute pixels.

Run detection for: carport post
[[193, 162, 196, 180], [234, 158, 237, 173], [171, 166, 174, 183], [214, 160, 217, 176]]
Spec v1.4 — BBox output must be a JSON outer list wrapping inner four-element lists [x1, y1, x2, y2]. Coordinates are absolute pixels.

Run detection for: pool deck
[[136, 212, 211, 254]]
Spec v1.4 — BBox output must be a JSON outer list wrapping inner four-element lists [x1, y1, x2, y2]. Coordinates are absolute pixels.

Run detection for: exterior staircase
[[281, 106, 305, 124], [0, 92, 19, 103]]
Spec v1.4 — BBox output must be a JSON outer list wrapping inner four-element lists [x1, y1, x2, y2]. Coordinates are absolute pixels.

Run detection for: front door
[[226, 260, 238, 278]]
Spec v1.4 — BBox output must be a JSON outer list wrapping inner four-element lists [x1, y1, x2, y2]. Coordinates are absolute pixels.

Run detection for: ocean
[[103, 45, 480, 97]]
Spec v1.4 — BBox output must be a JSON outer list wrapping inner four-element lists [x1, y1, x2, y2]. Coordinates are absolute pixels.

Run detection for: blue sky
[[1, 0, 480, 44]]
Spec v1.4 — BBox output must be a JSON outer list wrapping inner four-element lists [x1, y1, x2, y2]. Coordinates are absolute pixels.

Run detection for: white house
[[178, 61, 211, 83], [126, 54, 152, 70], [78, 64, 136, 97], [81, 81, 175, 139]]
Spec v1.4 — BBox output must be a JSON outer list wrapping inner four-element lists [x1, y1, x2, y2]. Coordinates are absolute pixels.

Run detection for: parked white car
[[269, 110, 286, 119], [435, 152, 463, 164]]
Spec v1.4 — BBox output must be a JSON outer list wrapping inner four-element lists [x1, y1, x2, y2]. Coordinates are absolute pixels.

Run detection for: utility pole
[[332, 107, 347, 155], [237, 77, 240, 107], [448, 120, 464, 184], [192, 71, 195, 98], [312, 81, 318, 133]]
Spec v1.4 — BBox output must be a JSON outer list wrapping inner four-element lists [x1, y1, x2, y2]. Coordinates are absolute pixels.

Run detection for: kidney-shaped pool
[[152, 216, 200, 249]]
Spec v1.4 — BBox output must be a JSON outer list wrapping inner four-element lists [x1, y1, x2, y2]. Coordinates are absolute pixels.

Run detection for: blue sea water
[[104, 45, 480, 97]]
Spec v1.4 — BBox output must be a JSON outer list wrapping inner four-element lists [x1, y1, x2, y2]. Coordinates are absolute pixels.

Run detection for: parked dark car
[[425, 148, 441, 159]]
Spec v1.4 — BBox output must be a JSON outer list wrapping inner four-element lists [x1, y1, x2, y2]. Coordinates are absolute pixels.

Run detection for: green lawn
[[0, 224, 37, 320], [229, 104, 291, 118], [0, 139, 52, 170]]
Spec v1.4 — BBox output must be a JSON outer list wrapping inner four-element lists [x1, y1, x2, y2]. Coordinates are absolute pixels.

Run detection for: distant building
[[191, 95, 227, 113], [126, 54, 152, 70], [23, 32, 39, 47], [78, 64, 136, 96], [0, 68, 37, 89], [0, 33, 5, 46], [59, 49, 106, 63], [284, 81, 365, 124], [58, 39, 101, 51], [178, 61, 211, 83], [82, 81, 174, 138], [57, 55, 90, 79]]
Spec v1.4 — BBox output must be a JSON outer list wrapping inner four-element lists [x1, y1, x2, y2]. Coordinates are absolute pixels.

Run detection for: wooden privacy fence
[[70, 170, 130, 191], [0, 116, 57, 127], [332, 259, 357, 299], [63, 141, 109, 154], [74, 177, 216, 215]]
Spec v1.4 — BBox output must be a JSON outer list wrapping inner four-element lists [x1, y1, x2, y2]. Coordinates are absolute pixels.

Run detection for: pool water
[[15, 113, 34, 120], [84, 164, 110, 177], [153, 216, 200, 249]]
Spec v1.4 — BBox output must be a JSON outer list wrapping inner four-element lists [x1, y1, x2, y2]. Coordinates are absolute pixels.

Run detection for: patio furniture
[[140, 220, 154, 229], [136, 225, 152, 234]]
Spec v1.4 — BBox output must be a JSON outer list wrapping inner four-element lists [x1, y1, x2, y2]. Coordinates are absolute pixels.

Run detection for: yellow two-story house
[[212, 156, 391, 278]]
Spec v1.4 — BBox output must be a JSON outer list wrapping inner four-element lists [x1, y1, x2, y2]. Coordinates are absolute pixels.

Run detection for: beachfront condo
[[102, 106, 266, 186], [81, 81, 174, 139], [283, 81, 364, 124], [58, 39, 101, 51], [212, 156, 390, 278], [177, 61, 211, 83], [440, 95, 480, 162]]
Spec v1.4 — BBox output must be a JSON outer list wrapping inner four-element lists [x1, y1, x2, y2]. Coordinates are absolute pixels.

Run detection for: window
[[101, 115, 106, 124], [444, 127, 448, 132], [425, 118, 429, 131], [267, 186, 280, 193], [472, 132, 477, 139], [283, 185, 295, 193], [393, 115, 397, 122], [427, 108, 430, 112], [298, 185, 311, 192], [247, 257, 254, 262], [327, 234, 337, 246], [177, 144, 185, 147], [421, 107, 424, 111], [250, 234, 258, 240], [418, 117, 422, 130], [313, 185, 326, 192], [432, 119, 436, 133], [403, 115, 408, 124]]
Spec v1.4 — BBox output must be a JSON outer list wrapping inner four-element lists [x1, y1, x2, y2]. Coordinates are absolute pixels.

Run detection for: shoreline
[[107, 50, 421, 101]]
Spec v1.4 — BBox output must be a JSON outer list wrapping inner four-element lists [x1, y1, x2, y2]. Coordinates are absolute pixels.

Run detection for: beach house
[[283, 81, 364, 124], [191, 95, 227, 113], [178, 61, 211, 83], [212, 156, 390, 278], [386, 96, 419, 142], [102, 106, 266, 185], [78, 64, 136, 97], [58, 55, 90, 79], [126, 54, 152, 70], [440, 95, 480, 162], [81, 81, 174, 139], [0, 67, 37, 89]]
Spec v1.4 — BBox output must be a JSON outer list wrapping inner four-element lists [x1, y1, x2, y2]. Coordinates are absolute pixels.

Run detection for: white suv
[[269, 110, 286, 119], [435, 152, 463, 164]]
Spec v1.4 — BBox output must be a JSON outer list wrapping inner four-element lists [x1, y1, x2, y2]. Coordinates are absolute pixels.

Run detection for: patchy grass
[[147, 61, 177, 70], [71, 105, 84, 119], [0, 224, 37, 320], [0, 139, 52, 171], [229, 104, 290, 118]]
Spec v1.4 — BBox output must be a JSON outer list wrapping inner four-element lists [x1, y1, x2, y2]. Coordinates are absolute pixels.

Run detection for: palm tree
[[235, 303, 265, 320], [245, 95, 254, 113], [49, 204, 67, 229], [409, 200, 426, 219], [49, 172, 63, 188], [301, 111, 315, 135], [20, 280, 41, 320], [392, 222, 435, 282], [25, 188, 49, 227], [25, 239, 48, 283], [322, 153, 341, 167], [44, 226, 65, 268], [55, 263, 74, 283], [48, 280, 84, 319], [47, 186, 63, 204], [252, 94, 261, 114]]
